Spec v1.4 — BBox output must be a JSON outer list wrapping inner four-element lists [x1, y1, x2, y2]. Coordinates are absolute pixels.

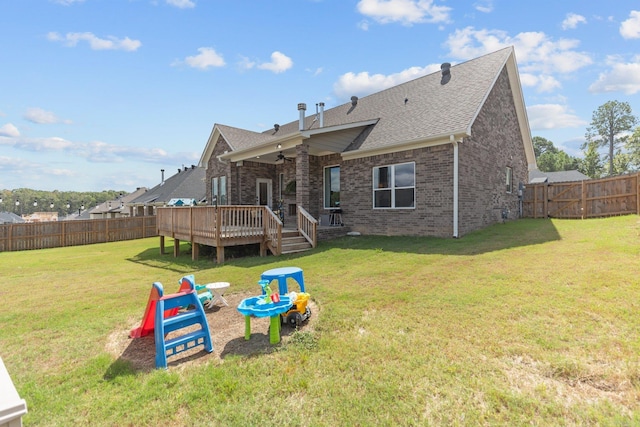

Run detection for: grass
[[1, 216, 639, 426]]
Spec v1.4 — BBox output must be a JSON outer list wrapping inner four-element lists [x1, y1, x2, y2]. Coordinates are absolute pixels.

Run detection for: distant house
[[0, 212, 24, 225], [89, 187, 148, 219], [529, 169, 589, 184], [22, 212, 58, 223], [198, 46, 536, 238], [129, 165, 206, 216]]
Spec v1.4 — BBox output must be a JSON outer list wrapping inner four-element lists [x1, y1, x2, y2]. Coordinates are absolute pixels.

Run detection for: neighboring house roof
[[0, 212, 24, 224], [91, 187, 148, 214], [130, 165, 206, 205], [529, 170, 589, 184], [199, 46, 536, 170]]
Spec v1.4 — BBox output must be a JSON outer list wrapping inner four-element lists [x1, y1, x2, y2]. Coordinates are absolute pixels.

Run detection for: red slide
[[129, 282, 179, 338]]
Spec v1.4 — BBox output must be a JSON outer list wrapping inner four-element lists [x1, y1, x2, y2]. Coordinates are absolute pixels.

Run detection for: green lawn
[[1, 216, 639, 426]]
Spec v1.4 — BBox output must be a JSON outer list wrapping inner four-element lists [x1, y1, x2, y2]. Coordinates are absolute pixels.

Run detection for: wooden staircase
[[281, 229, 313, 254]]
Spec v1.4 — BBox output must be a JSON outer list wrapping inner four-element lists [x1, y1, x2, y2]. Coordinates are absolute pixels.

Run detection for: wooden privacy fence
[[523, 172, 640, 219], [0, 216, 157, 252]]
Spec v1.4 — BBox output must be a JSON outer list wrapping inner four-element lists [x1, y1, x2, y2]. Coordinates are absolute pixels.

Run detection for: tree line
[[535, 100, 640, 178], [0, 188, 127, 217]]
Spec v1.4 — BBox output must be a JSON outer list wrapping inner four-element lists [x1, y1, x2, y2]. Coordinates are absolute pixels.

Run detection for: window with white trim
[[505, 167, 513, 193], [373, 162, 415, 208], [212, 176, 227, 205], [324, 166, 340, 208]]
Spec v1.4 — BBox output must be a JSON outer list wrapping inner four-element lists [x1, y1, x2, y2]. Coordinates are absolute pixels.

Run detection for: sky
[[1, 0, 639, 192]]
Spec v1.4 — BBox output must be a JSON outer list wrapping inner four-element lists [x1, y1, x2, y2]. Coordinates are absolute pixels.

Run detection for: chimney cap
[[298, 103, 307, 111]]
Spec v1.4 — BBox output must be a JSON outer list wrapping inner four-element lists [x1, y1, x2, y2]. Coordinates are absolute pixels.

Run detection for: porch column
[[295, 144, 310, 211]]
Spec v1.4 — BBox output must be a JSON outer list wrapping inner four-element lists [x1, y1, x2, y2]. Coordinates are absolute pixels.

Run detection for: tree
[[583, 100, 638, 176], [628, 126, 640, 171], [579, 141, 604, 179], [533, 136, 580, 172]]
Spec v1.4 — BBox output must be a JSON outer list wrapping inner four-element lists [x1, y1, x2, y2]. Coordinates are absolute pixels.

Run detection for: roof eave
[[341, 130, 470, 161]]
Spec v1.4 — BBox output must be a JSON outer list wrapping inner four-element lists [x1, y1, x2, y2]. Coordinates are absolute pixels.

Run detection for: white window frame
[[505, 167, 513, 193], [212, 176, 227, 205], [323, 165, 341, 209], [372, 162, 416, 209]]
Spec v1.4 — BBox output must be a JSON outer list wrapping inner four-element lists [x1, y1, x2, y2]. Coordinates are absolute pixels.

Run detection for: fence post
[[581, 180, 587, 219]]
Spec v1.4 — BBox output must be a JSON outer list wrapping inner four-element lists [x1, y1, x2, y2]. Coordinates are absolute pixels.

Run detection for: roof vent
[[274, 124, 280, 132], [298, 103, 306, 131], [440, 62, 451, 85], [351, 96, 358, 106]]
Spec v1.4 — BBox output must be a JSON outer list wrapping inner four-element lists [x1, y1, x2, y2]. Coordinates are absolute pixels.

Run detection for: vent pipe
[[298, 103, 306, 131], [441, 62, 451, 85], [161, 169, 165, 183], [318, 102, 325, 128]]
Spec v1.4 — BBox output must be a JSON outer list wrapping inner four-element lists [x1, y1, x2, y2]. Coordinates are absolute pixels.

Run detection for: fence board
[[522, 173, 639, 219], [0, 216, 157, 252]]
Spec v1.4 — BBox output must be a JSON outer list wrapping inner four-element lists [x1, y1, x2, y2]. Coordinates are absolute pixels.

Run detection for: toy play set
[[129, 267, 311, 368]]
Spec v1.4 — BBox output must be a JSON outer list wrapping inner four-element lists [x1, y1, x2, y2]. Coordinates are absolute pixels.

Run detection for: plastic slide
[[129, 282, 179, 338]]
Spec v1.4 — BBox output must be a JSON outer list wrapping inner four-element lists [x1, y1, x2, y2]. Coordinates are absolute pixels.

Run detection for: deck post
[[260, 240, 266, 257], [192, 240, 199, 261], [216, 245, 224, 264], [159, 235, 165, 254], [174, 238, 180, 257]]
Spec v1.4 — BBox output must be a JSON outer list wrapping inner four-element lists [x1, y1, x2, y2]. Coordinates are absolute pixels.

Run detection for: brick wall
[[457, 67, 527, 235]]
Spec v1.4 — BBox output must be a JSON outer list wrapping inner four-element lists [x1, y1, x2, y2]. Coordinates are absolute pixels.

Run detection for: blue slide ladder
[[153, 282, 213, 369]]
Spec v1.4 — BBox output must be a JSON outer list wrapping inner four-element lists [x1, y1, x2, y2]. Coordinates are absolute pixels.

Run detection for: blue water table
[[237, 280, 293, 344]]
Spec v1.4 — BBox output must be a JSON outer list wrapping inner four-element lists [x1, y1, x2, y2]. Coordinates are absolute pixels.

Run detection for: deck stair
[[281, 229, 313, 254], [154, 283, 213, 369]]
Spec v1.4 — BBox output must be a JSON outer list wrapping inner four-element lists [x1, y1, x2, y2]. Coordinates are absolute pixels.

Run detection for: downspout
[[451, 135, 459, 238]]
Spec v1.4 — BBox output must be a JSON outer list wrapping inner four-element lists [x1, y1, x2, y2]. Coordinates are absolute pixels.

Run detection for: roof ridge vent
[[351, 96, 358, 106]]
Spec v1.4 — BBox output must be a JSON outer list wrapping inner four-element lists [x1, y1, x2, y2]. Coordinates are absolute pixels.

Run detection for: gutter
[[451, 135, 459, 238]]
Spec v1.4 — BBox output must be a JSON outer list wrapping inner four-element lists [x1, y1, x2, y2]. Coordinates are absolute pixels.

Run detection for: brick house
[[198, 46, 536, 238]]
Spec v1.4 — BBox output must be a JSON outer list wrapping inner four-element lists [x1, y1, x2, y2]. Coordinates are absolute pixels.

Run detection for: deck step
[[281, 233, 312, 254]]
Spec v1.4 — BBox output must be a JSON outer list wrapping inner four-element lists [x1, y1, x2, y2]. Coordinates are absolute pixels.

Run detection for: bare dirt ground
[[106, 291, 318, 372]]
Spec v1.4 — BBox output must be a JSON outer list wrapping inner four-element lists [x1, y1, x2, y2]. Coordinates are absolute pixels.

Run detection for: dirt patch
[[105, 291, 318, 372]]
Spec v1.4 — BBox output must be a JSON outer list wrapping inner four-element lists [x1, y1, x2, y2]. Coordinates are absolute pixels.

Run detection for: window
[[373, 162, 415, 209], [505, 167, 513, 193], [324, 166, 340, 208], [212, 176, 227, 205]]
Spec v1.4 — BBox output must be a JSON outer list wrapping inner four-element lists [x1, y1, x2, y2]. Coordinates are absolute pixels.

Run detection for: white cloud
[[527, 104, 587, 131], [588, 57, 640, 95], [47, 32, 141, 51], [0, 123, 20, 138], [237, 56, 256, 71], [474, 1, 493, 13], [166, 0, 195, 8], [257, 51, 293, 73], [444, 27, 592, 93], [356, 0, 451, 26], [23, 107, 71, 125], [15, 136, 74, 152], [333, 63, 441, 99], [179, 47, 226, 70], [620, 10, 640, 39], [520, 73, 561, 93], [51, 0, 85, 5], [562, 13, 586, 30]]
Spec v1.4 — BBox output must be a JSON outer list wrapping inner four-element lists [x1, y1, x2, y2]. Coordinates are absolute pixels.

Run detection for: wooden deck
[[156, 205, 317, 263]]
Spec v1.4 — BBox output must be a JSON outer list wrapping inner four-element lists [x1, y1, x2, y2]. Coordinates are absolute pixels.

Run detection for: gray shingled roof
[[130, 166, 206, 205], [0, 212, 24, 224], [529, 170, 589, 183], [208, 47, 514, 157]]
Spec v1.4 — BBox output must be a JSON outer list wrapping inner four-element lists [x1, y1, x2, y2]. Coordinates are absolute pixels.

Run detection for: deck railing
[[297, 206, 318, 248], [157, 205, 284, 256]]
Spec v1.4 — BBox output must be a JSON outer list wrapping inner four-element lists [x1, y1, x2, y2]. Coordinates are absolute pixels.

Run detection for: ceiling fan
[[276, 151, 293, 162]]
